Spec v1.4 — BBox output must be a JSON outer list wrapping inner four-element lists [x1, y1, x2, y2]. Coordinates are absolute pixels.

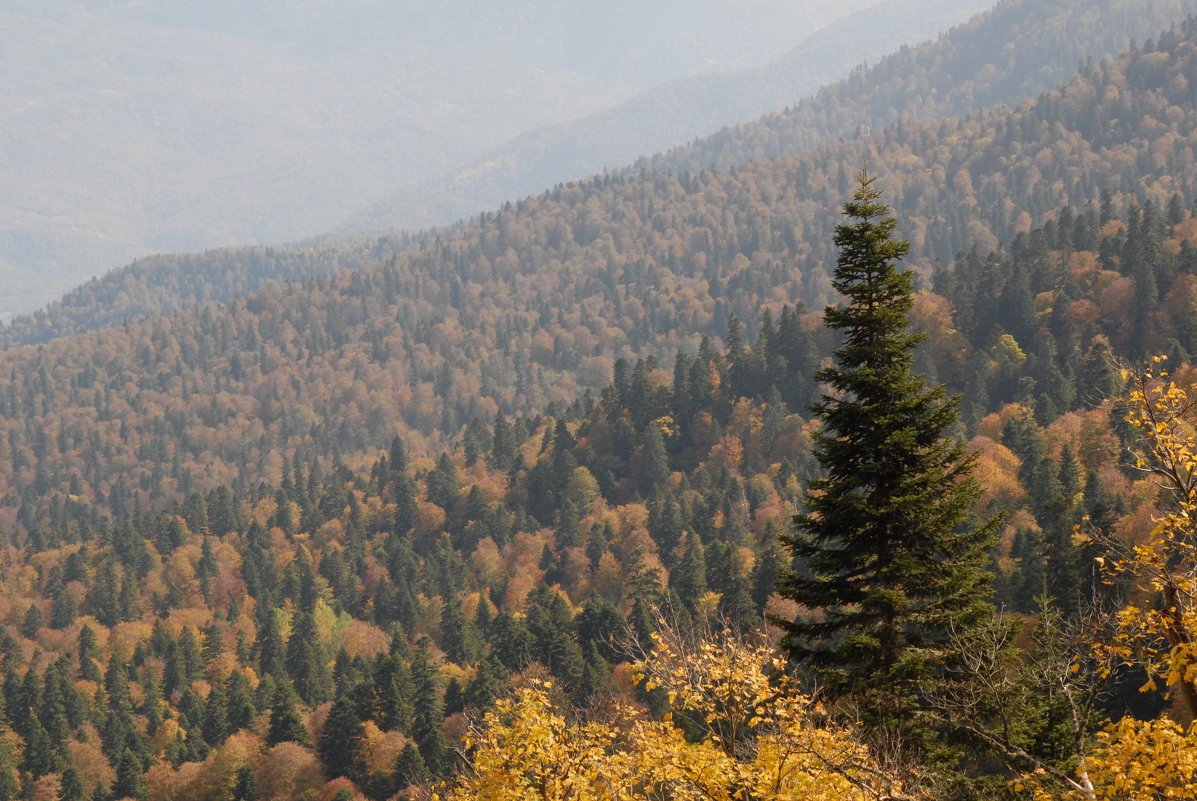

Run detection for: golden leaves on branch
[[1088, 357, 1197, 719], [440, 626, 917, 801], [1026, 356, 1197, 800]]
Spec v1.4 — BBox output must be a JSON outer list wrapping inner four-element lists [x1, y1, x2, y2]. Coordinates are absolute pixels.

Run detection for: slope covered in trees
[[7, 0, 869, 314], [9, 0, 1197, 351], [339, 0, 994, 236], [0, 208, 1186, 798], [646, 0, 1197, 174], [0, 234, 425, 350], [5, 18, 1197, 529]]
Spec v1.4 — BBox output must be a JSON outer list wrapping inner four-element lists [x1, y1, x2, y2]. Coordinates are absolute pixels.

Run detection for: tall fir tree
[[266, 681, 308, 746], [318, 696, 365, 780], [777, 174, 997, 730]]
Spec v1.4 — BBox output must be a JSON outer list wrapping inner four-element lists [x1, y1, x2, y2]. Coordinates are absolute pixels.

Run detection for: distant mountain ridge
[[2, 0, 873, 314], [3, 12, 1197, 520], [339, 0, 996, 234], [643, 0, 1197, 174], [8, 0, 1194, 351]]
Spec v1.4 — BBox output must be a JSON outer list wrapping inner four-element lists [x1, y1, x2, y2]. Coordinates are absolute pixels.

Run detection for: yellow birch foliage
[[1091, 358, 1197, 717], [440, 628, 912, 801], [1029, 357, 1197, 800], [1028, 718, 1197, 801]]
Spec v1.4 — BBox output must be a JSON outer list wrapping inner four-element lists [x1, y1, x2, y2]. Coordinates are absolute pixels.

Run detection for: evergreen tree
[[225, 670, 256, 732], [266, 682, 308, 746], [439, 593, 478, 666], [286, 610, 333, 705], [489, 611, 535, 671], [22, 717, 59, 776], [393, 743, 430, 790], [49, 584, 78, 630], [778, 176, 998, 732], [20, 604, 43, 639], [318, 696, 365, 780], [201, 683, 230, 746], [371, 654, 414, 733], [112, 748, 147, 800], [410, 640, 450, 775], [77, 625, 101, 682], [638, 424, 671, 496], [463, 655, 506, 711], [57, 764, 85, 801], [669, 532, 707, 607], [231, 765, 257, 801], [750, 525, 782, 612]]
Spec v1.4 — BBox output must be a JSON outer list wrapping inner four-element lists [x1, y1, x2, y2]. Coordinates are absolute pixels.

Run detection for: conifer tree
[[57, 764, 85, 801], [318, 696, 365, 780], [410, 640, 450, 775], [778, 175, 997, 730], [669, 532, 707, 608], [266, 682, 308, 746], [372, 654, 415, 732], [393, 742, 430, 790], [112, 748, 147, 800], [286, 610, 333, 705]]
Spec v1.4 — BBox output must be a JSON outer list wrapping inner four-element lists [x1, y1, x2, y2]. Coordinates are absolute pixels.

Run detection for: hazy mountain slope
[[1, 0, 876, 316], [0, 233, 426, 349], [340, 0, 996, 234], [643, 0, 1197, 174], [5, 0, 1184, 350], [2, 19, 1197, 520]]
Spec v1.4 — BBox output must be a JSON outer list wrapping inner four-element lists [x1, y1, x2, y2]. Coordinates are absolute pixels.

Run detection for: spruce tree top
[[779, 174, 996, 716]]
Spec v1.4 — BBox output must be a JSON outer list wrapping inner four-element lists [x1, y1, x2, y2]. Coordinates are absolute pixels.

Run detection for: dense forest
[[3, 5, 1197, 801], [0, 234, 431, 351], [649, 0, 1197, 174], [7, 18, 1197, 530], [0, 190, 1190, 798]]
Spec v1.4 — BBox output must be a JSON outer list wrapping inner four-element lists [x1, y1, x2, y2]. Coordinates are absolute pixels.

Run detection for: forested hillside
[[4, 9, 1197, 801], [339, 0, 994, 235], [10, 0, 1196, 351], [647, 0, 1197, 173], [4, 19, 1197, 527], [0, 234, 424, 350], [5, 0, 868, 313], [0, 195, 1188, 797]]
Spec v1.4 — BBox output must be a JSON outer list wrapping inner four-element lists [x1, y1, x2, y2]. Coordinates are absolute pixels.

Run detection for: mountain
[[645, 0, 1197, 173], [0, 197, 1179, 799], [1, 8, 1197, 799], [9, 0, 1195, 351], [0, 0, 881, 316], [339, 0, 996, 235], [0, 233, 427, 349], [3, 13, 1197, 526], [349, 0, 1197, 235]]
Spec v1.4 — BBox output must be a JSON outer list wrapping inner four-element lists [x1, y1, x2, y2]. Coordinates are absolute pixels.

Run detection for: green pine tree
[[286, 610, 333, 705], [669, 532, 707, 608], [318, 696, 365, 780], [231, 764, 257, 801], [393, 742, 430, 790], [266, 682, 309, 746], [777, 174, 998, 731], [410, 640, 450, 776], [57, 763, 85, 801], [112, 748, 147, 800]]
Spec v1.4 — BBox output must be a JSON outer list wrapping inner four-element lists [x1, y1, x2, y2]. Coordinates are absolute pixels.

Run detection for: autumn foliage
[[442, 626, 913, 801]]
